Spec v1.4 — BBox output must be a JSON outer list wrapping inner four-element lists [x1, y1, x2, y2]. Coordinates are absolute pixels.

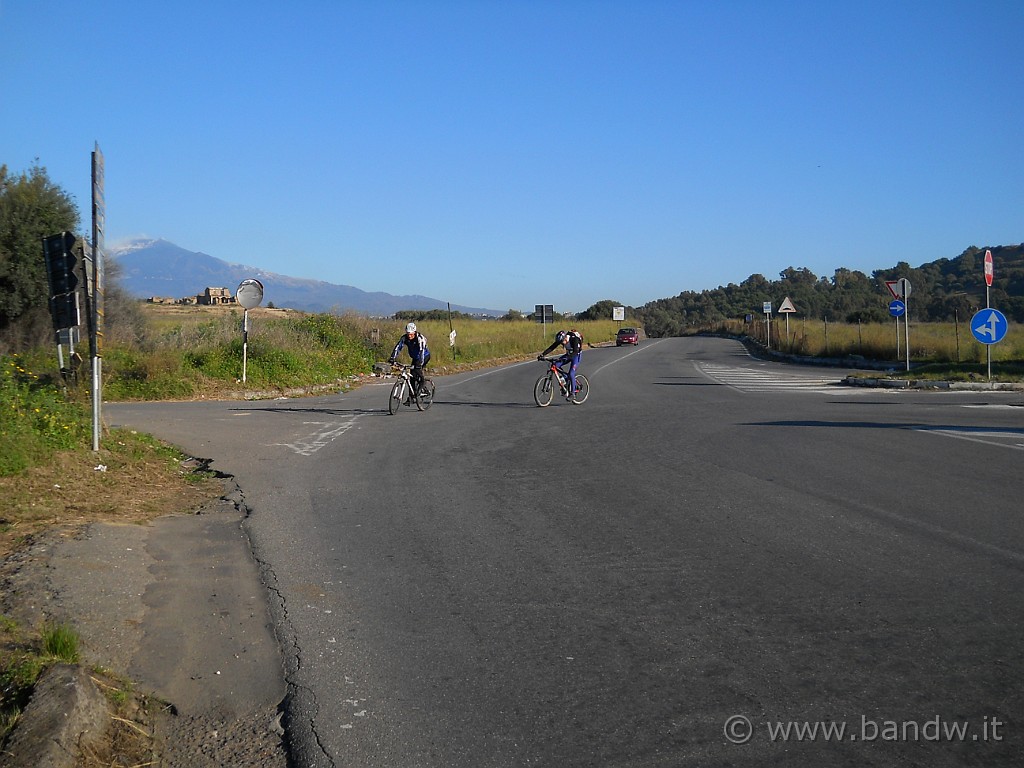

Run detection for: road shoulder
[[0, 488, 289, 767]]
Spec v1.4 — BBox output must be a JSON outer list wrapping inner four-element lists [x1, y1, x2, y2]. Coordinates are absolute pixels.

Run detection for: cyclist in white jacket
[[389, 322, 431, 394]]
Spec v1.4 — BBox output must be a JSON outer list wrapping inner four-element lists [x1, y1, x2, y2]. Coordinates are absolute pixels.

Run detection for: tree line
[[584, 245, 1024, 338]]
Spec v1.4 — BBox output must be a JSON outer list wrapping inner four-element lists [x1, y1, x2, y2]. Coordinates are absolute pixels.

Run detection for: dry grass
[[0, 428, 223, 764], [0, 429, 222, 560]]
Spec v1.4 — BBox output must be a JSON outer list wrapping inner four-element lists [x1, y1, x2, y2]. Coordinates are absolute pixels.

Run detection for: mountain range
[[109, 239, 504, 316]]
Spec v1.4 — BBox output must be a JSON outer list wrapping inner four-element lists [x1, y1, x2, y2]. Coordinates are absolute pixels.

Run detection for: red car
[[616, 327, 639, 346]]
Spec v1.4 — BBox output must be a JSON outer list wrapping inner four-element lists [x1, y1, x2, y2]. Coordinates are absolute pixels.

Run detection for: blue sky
[[3, 1, 1021, 314]]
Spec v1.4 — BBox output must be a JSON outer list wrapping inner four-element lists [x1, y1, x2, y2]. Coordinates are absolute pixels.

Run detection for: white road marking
[[274, 417, 362, 456], [695, 362, 858, 394]]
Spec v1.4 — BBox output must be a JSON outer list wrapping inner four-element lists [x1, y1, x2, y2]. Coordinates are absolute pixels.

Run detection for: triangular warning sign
[[778, 296, 796, 313]]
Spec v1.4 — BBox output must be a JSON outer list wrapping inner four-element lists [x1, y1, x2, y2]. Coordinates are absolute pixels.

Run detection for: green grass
[[41, 622, 80, 663], [0, 353, 92, 474], [0, 618, 81, 743], [99, 308, 635, 400]]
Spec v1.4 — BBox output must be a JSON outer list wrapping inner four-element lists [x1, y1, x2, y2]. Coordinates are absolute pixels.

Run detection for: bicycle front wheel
[[415, 379, 435, 411], [534, 373, 554, 407], [388, 380, 404, 415], [572, 374, 590, 404]]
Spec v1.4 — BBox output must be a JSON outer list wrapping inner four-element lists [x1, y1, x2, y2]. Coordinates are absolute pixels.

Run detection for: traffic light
[[50, 291, 81, 330], [43, 232, 78, 296]]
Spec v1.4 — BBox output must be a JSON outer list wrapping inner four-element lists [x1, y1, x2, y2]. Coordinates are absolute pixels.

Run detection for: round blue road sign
[[970, 308, 1008, 345], [888, 300, 906, 317]]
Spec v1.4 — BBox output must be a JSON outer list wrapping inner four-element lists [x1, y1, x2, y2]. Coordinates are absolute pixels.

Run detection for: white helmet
[[405, 322, 417, 333]]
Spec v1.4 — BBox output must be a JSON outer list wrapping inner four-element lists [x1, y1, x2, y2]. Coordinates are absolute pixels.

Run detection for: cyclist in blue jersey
[[538, 328, 583, 401], [389, 322, 431, 395]]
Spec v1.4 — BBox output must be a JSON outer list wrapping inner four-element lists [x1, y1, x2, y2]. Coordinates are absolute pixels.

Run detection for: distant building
[[197, 287, 235, 305]]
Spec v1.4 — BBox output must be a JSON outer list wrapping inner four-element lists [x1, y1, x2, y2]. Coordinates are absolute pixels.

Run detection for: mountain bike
[[388, 363, 435, 414], [534, 357, 589, 407]]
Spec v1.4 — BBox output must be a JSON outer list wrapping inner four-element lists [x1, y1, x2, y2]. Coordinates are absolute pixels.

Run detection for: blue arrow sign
[[888, 299, 906, 317], [970, 308, 1008, 345]]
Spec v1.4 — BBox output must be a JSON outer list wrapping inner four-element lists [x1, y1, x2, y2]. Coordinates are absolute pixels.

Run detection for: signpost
[[979, 251, 997, 382], [899, 279, 911, 371], [535, 304, 553, 336], [884, 279, 912, 371], [778, 296, 796, 344], [762, 301, 773, 348], [236, 278, 264, 383], [613, 306, 625, 322]]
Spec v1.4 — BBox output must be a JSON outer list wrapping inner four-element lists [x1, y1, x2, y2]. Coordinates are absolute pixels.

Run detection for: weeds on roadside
[[0, 618, 81, 743], [101, 307, 632, 400], [1, 616, 159, 764], [41, 622, 80, 663], [0, 354, 91, 475]]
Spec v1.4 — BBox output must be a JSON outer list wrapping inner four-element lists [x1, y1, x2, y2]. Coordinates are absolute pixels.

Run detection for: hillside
[[636, 244, 1024, 336]]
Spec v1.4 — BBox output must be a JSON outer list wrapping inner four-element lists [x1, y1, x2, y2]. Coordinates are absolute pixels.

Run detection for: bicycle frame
[[534, 357, 589, 406], [548, 362, 570, 393], [388, 363, 434, 414]]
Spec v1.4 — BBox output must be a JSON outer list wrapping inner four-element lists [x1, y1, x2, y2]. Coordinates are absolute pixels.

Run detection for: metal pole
[[904, 302, 911, 372], [242, 309, 249, 383], [986, 284, 992, 382], [91, 359, 101, 451], [954, 309, 960, 363], [448, 302, 456, 362]]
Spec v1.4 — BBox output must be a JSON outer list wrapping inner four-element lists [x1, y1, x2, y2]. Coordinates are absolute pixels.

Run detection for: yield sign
[[885, 280, 903, 299]]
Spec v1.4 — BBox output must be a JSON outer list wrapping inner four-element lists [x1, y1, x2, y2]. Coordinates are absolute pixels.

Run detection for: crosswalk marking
[[695, 362, 858, 394]]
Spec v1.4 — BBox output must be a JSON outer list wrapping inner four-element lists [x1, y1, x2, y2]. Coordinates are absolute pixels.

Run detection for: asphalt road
[[107, 336, 1024, 767]]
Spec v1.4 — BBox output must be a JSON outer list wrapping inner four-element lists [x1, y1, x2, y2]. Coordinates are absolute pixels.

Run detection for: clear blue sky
[[3, 1, 1021, 314]]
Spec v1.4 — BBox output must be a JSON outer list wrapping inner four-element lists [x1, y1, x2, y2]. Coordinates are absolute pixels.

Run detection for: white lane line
[[443, 360, 534, 388], [592, 339, 668, 376]]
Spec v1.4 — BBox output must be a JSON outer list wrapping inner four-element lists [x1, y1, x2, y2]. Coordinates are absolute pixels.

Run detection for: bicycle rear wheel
[[534, 373, 554, 407], [571, 374, 590, 404], [415, 379, 435, 411], [388, 380, 404, 414]]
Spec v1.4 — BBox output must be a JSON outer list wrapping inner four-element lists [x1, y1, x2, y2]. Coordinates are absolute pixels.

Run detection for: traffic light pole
[[90, 144, 105, 452]]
